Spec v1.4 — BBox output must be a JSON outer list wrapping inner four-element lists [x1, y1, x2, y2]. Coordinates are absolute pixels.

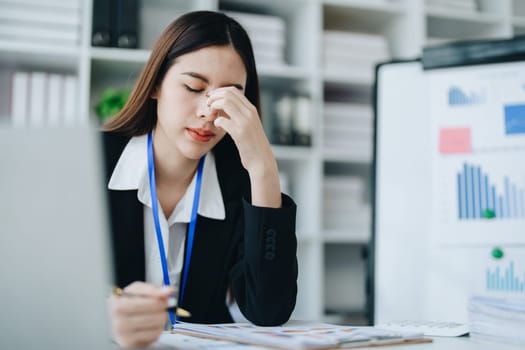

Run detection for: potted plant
[[95, 87, 131, 122]]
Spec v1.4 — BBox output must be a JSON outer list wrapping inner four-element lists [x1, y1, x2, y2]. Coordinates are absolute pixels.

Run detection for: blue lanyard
[[147, 131, 205, 327]]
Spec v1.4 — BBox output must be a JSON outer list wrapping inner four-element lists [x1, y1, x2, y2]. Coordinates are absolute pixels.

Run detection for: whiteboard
[[373, 60, 525, 324]]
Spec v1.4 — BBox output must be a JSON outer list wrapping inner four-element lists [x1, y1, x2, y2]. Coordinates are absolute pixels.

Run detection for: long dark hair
[[103, 10, 260, 136]]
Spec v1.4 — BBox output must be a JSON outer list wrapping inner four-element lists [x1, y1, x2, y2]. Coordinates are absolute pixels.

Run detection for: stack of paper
[[323, 176, 370, 232], [426, 0, 479, 12], [158, 332, 269, 349], [0, 0, 83, 48], [323, 102, 374, 160], [323, 31, 389, 83], [172, 322, 430, 349], [468, 296, 525, 346], [225, 11, 287, 67]]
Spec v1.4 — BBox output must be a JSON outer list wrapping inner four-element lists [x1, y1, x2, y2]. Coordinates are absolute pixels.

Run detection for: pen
[[112, 287, 191, 318]]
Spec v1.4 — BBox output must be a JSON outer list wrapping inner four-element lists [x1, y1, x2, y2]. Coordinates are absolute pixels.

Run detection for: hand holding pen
[[109, 282, 189, 348], [113, 287, 190, 317]]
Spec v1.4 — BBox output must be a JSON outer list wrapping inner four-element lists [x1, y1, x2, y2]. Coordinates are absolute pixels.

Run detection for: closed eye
[[185, 85, 204, 93]]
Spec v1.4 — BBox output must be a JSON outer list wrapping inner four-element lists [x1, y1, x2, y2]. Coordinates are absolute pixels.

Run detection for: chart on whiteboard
[[427, 61, 525, 245]]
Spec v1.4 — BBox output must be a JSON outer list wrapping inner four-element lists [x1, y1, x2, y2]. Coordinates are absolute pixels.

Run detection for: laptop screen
[[0, 127, 113, 349]]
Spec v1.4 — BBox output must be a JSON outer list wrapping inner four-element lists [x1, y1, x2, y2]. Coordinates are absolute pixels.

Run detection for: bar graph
[[448, 86, 484, 106], [486, 261, 525, 293], [457, 163, 525, 220]]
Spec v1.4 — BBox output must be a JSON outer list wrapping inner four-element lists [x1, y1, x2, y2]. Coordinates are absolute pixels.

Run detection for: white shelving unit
[[1, 0, 521, 324]]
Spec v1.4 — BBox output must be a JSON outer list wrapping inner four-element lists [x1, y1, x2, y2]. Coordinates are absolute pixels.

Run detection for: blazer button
[[264, 229, 277, 260]]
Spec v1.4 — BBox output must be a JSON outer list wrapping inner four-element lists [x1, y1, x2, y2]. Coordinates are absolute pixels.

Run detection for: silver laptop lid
[[0, 127, 113, 349]]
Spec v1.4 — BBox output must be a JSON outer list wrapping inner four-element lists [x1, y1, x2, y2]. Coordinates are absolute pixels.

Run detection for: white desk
[[370, 337, 521, 350], [151, 333, 523, 350]]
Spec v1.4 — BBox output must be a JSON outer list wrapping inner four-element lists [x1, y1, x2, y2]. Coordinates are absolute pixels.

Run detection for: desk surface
[[151, 333, 523, 350], [373, 336, 521, 350]]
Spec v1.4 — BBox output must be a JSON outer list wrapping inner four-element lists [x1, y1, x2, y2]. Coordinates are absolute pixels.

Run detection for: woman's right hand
[[109, 282, 174, 348]]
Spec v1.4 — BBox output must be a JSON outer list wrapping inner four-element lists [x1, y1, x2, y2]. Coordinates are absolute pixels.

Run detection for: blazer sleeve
[[230, 193, 298, 326]]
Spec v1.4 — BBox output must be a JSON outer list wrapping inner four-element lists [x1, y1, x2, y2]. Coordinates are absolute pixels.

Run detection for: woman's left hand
[[207, 86, 281, 207]]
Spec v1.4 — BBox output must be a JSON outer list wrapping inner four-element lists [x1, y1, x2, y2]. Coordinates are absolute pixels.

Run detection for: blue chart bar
[[486, 261, 525, 293], [457, 163, 524, 220], [504, 104, 525, 135]]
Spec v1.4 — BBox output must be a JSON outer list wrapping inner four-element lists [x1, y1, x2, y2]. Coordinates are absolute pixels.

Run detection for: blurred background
[[1, 0, 524, 326]]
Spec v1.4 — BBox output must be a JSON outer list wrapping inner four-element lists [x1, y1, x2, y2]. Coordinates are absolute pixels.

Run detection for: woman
[[102, 10, 298, 348]]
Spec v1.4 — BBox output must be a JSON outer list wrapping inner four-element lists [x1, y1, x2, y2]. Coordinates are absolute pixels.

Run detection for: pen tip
[[176, 308, 191, 318], [112, 287, 123, 296]]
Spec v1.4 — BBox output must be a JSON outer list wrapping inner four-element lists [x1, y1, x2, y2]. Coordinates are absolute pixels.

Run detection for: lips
[[186, 128, 215, 142]]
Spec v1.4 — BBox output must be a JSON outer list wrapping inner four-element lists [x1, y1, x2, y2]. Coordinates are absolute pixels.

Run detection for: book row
[[10, 71, 80, 128]]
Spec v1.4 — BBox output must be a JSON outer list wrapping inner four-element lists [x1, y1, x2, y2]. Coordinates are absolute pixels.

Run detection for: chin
[[181, 144, 213, 161], [184, 136, 224, 158]]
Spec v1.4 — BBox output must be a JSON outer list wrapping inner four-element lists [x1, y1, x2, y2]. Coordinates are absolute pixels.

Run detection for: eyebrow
[[181, 72, 244, 91]]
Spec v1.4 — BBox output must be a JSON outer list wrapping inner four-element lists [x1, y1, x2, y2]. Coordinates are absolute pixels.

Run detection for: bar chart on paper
[[448, 86, 485, 106], [483, 246, 525, 296], [433, 155, 525, 244], [428, 62, 525, 244], [457, 163, 525, 220], [486, 260, 525, 293]]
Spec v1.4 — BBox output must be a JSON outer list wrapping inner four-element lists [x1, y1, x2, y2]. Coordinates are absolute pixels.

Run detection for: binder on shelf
[[10, 71, 29, 127], [292, 96, 312, 146], [114, 0, 138, 48], [47, 74, 63, 126], [28, 72, 46, 127], [63, 75, 78, 125], [273, 95, 294, 145], [92, 0, 112, 47]]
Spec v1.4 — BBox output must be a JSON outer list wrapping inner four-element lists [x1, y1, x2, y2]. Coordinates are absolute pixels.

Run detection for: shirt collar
[[108, 134, 225, 221]]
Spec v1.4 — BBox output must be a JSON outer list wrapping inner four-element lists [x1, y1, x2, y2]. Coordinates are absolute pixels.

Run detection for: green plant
[[95, 87, 131, 121]]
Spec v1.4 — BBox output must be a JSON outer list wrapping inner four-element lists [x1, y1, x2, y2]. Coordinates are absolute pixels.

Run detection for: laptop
[[0, 127, 114, 349]]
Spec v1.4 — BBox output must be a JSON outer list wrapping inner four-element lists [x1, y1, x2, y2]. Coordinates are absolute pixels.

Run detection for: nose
[[197, 95, 218, 122]]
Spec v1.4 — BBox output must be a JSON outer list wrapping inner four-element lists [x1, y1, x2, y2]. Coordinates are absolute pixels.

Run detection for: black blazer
[[102, 132, 298, 326]]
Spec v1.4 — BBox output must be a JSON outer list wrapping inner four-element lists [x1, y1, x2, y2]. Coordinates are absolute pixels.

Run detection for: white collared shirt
[[108, 135, 225, 297]]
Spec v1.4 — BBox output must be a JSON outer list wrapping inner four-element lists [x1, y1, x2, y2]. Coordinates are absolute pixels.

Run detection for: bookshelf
[[0, 0, 521, 324]]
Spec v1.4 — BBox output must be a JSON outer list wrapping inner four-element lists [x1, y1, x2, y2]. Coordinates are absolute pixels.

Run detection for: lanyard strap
[[147, 131, 205, 327]]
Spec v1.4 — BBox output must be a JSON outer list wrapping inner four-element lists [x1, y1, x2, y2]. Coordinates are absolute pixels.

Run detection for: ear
[[150, 86, 159, 99]]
